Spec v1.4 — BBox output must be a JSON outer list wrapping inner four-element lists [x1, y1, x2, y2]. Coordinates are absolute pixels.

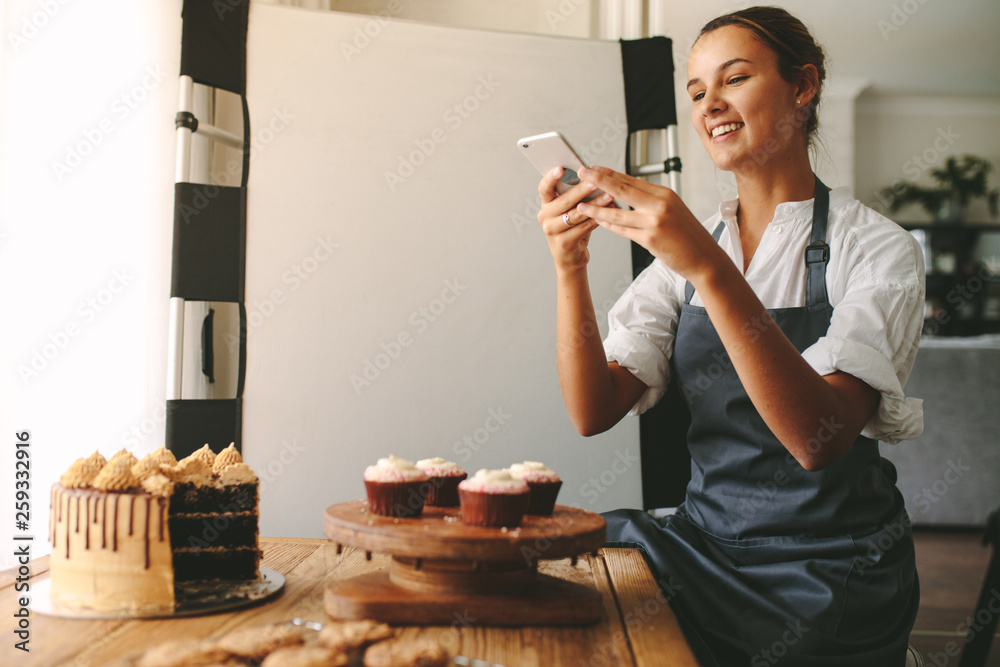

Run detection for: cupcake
[[508, 461, 562, 515], [415, 457, 467, 507], [457, 469, 530, 528], [363, 456, 430, 518]]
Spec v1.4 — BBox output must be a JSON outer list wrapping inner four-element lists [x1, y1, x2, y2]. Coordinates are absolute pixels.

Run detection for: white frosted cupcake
[[457, 469, 530, 527], [415, 458, 467, 507], [363, 456, 429, 518], [508, 461, 562, 515]]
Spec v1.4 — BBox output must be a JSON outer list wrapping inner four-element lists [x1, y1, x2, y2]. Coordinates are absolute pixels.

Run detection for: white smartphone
[[516, 131, 603, 201]]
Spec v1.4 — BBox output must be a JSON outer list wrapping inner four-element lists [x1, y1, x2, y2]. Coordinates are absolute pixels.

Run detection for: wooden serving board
[[322, 501, 607, 626]]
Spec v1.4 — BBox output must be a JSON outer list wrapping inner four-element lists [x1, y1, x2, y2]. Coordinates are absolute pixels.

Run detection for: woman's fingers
[[579, 166, 669, 209], [538, 167, 565, 204]]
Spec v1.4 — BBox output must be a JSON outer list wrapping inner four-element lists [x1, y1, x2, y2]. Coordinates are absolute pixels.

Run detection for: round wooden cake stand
[[323, 500, 606, 626]]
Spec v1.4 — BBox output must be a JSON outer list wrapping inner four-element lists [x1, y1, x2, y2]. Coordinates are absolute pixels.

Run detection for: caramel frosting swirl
[[85, 450, 107, 470], [131, 456, 165, 481], [212, 443, 243, 474], [108, 449, 139, 471], [162, 456, 214, 486], [59, 457, 102, 489], [141, 473, 174, 497], [215, 462, 258, 486], [91, 458, 140, 492], [149, 446, 177, 466], [188, 443, 217, 467]]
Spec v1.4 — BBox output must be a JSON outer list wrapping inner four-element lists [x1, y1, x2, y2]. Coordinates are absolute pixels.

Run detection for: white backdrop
[[243, 4, 642, 537]]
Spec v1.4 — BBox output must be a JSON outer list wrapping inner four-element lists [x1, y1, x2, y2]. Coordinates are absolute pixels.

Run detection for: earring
[[796, 100, 801, 104]]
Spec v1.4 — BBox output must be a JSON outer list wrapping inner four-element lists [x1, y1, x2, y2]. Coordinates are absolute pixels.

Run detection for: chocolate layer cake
[[49, 444, 261, 612]]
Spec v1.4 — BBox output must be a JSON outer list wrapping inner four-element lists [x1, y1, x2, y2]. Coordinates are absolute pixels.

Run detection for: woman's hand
[[537, 167, 615, 274], [576, 166, 727, 284]]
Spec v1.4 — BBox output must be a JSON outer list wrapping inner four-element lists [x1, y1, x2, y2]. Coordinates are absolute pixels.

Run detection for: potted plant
[[880, 154, 999, 223]]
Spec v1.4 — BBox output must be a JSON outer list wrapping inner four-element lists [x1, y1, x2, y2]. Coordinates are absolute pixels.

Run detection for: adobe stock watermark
[[257, 439, 307, 493], [750, 619, 810, 666], [451, 407, 513, 462], [340, 0, 412, 63], [223, 234, 341, 352], [923, 588, 1000, 667], [738, 415, 844, 521], [50, 64, 168, 181], [119, 403, 167, 449], [510, 116, 628, 234], [17, 269, 134, 385], [384, 76, 502, 192], [544, 0, 588, 30], [921, 262, 995, 336], [580, 448, 640, 506], [878, 0, 934, 41], [855, 459, 971, 577], [869, 126, 960, 217], [6, 0, 73, 53], [178, 107, 296, 224], [350, 278, 468, 394]]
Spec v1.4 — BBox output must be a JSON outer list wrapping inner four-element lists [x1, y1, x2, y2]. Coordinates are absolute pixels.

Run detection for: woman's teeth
[[711, 122, 744, 138]]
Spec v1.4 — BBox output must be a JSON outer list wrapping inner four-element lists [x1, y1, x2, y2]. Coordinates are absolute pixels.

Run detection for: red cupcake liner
[[424, 473, 468, 507], [364, 479, 427, 518], [459, 488, 530, 527], [524, 480, 562, 515]]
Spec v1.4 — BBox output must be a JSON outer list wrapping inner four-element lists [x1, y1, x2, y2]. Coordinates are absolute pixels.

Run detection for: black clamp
[[175, 111, 198, 132], [805, 240, 829, 264], [664, 156, 682, 174]]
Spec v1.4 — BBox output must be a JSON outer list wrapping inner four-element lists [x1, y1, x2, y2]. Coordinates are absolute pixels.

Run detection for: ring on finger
[[562, 213, 574, 227]]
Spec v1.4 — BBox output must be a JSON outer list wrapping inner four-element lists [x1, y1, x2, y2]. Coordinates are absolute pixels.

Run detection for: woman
[[536, 7, 923, 666]]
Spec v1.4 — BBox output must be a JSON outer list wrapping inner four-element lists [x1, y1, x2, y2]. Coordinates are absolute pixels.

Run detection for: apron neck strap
[[805, 176, 831, 310]]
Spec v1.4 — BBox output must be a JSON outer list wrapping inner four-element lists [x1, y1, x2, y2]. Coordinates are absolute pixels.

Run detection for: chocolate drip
[[112, 494, 119, 552], [101, 495, 107, 549], [84, 496, 90, 550], [128, 496, 135, 536], [65, 494, 71, 559], [93, 496, 99, 523], [75, 495, 81, 533], [50, 487, 56, 548], [144, 497, 151, 569], [157, 498, 165, 542]]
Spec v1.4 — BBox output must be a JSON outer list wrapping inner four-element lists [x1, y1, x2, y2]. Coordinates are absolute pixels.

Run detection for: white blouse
[[602, 187, 925, 445]]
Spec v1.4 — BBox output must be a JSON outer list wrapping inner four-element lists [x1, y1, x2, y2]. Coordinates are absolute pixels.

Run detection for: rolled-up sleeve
[[603, 260, 683, 415], [802, 226, 926, 444]]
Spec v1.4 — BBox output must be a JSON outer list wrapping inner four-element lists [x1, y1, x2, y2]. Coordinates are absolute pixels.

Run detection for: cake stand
[[323, 501, 606, 626]]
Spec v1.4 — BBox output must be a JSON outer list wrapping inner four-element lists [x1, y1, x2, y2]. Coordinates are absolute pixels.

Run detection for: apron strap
[[806, 177, 831, 311], [684, 221, 726, 304], [683, 178, 832, 309]]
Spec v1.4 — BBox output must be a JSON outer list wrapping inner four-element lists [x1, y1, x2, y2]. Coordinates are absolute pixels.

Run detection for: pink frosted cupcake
[[363, 456, 430, 518], [508, 461, 562, 515], [458, 469, 530, 528], [415, 458, 467, 507]]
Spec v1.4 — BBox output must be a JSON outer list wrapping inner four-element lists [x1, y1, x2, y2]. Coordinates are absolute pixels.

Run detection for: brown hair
[[697, 6, 826, 147]]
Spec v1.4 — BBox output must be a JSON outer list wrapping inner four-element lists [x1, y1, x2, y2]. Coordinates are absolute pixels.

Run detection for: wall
[[855, 94, 1000, 223]]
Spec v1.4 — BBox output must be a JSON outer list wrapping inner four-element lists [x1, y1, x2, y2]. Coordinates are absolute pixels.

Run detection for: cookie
[[318, 620, 394, 651], [216, 623, 307, 657], [362, 638, 450, 667], [260, 645, 350, 667], [136, 639, 229, 667]]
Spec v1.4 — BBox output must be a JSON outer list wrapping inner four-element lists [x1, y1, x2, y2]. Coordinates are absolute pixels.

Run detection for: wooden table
[[2, 537, 697, 666]]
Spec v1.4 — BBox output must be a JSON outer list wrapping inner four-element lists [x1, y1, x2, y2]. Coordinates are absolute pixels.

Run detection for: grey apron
[[604, 178, 919, 666]]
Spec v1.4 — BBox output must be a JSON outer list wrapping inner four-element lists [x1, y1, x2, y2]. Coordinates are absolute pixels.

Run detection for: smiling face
[[686, 25, 812, 176]]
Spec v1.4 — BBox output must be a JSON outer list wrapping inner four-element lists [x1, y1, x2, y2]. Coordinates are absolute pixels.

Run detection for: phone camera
[[521, 143, 529, 148]]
